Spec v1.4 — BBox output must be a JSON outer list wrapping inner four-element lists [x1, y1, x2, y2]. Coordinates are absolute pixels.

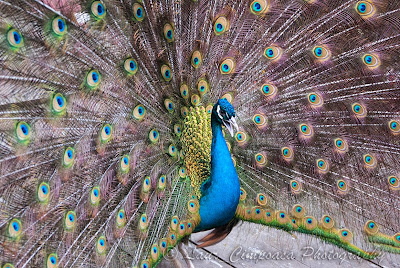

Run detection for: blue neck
[[194, 115, 240, 232]]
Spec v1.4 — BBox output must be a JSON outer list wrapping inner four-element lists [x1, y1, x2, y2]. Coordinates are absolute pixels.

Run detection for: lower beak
[[223, 117, 239, 137]]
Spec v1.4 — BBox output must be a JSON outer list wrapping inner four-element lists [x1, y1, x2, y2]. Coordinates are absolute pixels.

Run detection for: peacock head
[[212, 99, 239, 137]]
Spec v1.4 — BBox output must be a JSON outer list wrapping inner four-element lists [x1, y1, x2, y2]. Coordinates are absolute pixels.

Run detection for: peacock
[[0, 0, 399, 267]]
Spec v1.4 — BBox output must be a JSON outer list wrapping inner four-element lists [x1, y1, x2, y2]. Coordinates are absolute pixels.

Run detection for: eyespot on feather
[[161, 65, 172, 81], [124, 58, 138, 75], [316, 158, 329, 173], [220, 58, 235, 74], [355, 1, 375, 18], [85, 69, 101, 90], [303, 216, 317, 230], [116, 209, 126, 228], [337, 179, 349, 194], [164, 98, 174, 113], [132, 3, 145, 21], [334, 138, 348, 153], [362, 53, 380, 69], [197, 78, 209, 96], [282, 147, 294, 161], [157, 175, 166, 190], [100, 124, 112, 143], [363, 154, 377, 168], [299, 123, 314, 138], [163, 23, 174, 42], [8, 218, 22, 239], [290, 179, 302, 194], [37, 182, 50, 203], [64, 210, 76, 230], [132, 104, 146, 120], [180, 84, 190, 99], [388, 120, 400, 134], [291, 204, 305, 218], [320, 215, 334, 229], [51, 93, 67, 114], [15, 121, 31, 144], [388, 176, 399, 190], [239, 187, 247, 201], [62, 147, 75, 168], [307, 92, 323, 107], [46, 253, 58, 268], [148, 129, 159, 143], [7, 28, 23, 49], [191, 50, 202, 68], [96, 236, 107, 255], [264, 45, 282, 61], [260, 83, 278, 99], [338, 229, 353, 243], [312, 45, 330, 61], [51, 16, 67, 37], [364, 220, 379, 235], [250, 0, 269, 15], [90, 186, 101, 206], [253, 114, 267, 129], [255, 153, 267, 167], [214, 16, 229, 35], [91, 1, 107, 19]]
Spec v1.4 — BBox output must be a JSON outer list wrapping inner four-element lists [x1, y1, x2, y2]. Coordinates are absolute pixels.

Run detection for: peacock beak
[[223, 117, 239, 137]]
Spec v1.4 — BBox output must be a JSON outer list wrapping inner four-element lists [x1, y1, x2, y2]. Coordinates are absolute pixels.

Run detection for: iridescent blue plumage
[[195, 99, 240, 232]]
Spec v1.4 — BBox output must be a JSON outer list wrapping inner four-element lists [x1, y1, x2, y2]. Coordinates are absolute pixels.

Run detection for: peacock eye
[[132, 3, 145, 21], [158, 175, 166, 190], [132, 104, 146, 120], [52, 17, 67, 36], [334, 138, 348, 153], [191, 94, 200, 106], [316, 158, 329, 173], [264, 45, 282, 61], [51, 93, 67, 114], [388, 176, 399, 190], [192, 50, 202, 68], [63, 146, 75, 168], [163, 23, 174, 42], [15, 121, 31, 143], [352, 102, 367, 118], [179, 166, 187, 178], [47, 253, 58, 268], [96, 236, 107, 255], [299, 123, 313, 138], [363, 154, 377, 168], [197, 78, 209, 96], [124, 58, 138, 75], [168, 144, 177, 157], [220, 58, 235, 74], [174, 124, 181, 136], [255, 153, 267, 167], [161, 64, 172, 81], [250, 0, 269, 15], [120, 155, 130, 172], [7, 28, 23, 48], [116, 209, 126, 227], [86, 70, 101, 90], [164, 98, 175, 113], [149, 129, 159, 143], [290, 179, 302, 194], [261, 83, 278, 99], [180, 84, 189, 99], [281, 147, 294, 161], [388, 120, 400, 134], [91, 1, 107, 19], [100, 124, 112, 143], [37, 182, 50, 203], [312, 45, 330, 60], [64, 211, 76, 230], [355, 1, 375, 17], [8, 218, 22, 239], [307, 92, 323, 107], [214, 16, 229, 35], [362, 53, 380, 69]]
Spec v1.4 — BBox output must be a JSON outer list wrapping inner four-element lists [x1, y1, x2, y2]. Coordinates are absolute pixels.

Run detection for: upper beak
[[222, 117, 239, 137]]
